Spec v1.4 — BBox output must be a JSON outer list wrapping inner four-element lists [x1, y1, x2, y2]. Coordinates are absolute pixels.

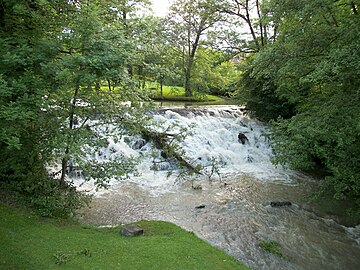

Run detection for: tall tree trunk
[[185, 24, 193, 97], [60, 149, 69, 187], [107, 79, 112, 91], [160, 75, 164, 97], [273, 25, 278, 42], [95, 81, 100, 92], [184, 65, 192, 97], [256, 0, 264, 47], [60, 77, 80, 186], [184, 25, 201, 97], [245, 1, 260, 50]]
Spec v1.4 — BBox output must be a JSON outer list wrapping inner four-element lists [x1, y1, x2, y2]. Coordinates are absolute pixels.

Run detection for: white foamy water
[[151, 107, 299, 181], [70, 105, 305, 195], [74, 105, 360, 270]]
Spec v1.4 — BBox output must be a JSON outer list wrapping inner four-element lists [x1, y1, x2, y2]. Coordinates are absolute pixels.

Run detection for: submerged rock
[[270, 201, 292, 207]]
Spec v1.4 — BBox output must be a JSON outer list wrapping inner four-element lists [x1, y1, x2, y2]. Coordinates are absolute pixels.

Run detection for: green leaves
[[236, 0, 360, 216], [259, 240, 285, 258], [0, 0, 156, 217]]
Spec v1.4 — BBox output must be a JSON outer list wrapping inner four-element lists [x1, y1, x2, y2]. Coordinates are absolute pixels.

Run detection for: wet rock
[[221, 182, 230, 188], [120, 224, 144, 237], [160, 151, 168, 159], [270, 201, 292, 207], [195, 204, 206, 209], [132, 139, 146, 150], [238, 121, 247, 127], [247, 156, 254, 163], [192, 185, 202, 190], [124, 136, 131, 144], [238, 133, 249, 145]]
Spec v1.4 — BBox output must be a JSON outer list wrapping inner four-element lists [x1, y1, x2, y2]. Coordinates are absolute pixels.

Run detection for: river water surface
[[75, 106, 360, 270]]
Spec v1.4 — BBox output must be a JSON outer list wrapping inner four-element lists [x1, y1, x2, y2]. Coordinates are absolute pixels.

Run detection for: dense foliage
[[0, 0, 234, 217], [0, 0, 152, 217], [236, 0, 360, 216], [1, 0, 358, 218]]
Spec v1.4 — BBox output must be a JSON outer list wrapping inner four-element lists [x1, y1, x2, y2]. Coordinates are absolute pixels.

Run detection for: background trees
[[167, 0, 224, 96], [215, 0, 269, 52], [191, 48, 240, 96]]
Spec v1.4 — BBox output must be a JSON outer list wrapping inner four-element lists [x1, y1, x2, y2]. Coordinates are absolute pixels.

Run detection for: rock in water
[[270, 201, 292, 207], [132, 139, 146, 150], [120, 224, 144, 237], [238, 133, 249, 145]]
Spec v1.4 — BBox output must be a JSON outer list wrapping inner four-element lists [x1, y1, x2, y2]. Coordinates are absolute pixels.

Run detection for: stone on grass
[[120, 224, 144, 237]]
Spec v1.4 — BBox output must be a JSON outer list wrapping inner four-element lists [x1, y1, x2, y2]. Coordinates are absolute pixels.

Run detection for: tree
[[214, 0, 273, 52], [234, 56, 296, 121], [167, 0, 223, 96], [191, 47, 241, 96], [0, 0, 153, 217], [0, 0, 89, 216], [128, 16, 175, 94], [236, 0, 360, 216], [48, 0, 157, 187]]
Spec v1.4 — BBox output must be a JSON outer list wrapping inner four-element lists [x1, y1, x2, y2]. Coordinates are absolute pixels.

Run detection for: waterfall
[[70, 105, 303, 194], [76, 105, 360, 270]]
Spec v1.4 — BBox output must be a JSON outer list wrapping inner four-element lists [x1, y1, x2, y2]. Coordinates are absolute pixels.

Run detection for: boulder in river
[[270, 201, 292, 207], [238, 133, 249, 145], [132, 139, 146, 150]]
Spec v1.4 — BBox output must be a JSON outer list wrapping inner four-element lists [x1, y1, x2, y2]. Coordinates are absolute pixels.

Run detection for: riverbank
[[149, 85, 237, 105], [0, 202, 249, 269], [77, 174, 360, 270]]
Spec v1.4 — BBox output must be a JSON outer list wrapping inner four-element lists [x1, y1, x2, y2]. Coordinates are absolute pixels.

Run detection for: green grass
[[259, 240, 285, 259], [152, 85, 221, 101], [147, 84, 234, 104], [0, 203, 249, 269], [99, 83, 236, 105]]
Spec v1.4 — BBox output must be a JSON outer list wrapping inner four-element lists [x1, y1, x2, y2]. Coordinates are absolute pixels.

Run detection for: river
[[75, 105, 360, 270]]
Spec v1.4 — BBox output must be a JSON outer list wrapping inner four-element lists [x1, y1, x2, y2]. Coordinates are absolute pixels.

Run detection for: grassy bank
[[148, 85, 234, 104], [0, 203, 249, 269], [100, 83, 236, 105]]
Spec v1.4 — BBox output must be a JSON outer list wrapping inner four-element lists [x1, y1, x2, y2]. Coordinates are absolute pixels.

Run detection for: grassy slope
[[147, 85, 234, 104], [0, 203, 249, 270], [151, 86, 223, 101], [100, 84, 236, 104]]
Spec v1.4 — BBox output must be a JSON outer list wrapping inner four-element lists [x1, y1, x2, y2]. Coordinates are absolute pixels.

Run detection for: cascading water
[[74, 105, 360, 270]]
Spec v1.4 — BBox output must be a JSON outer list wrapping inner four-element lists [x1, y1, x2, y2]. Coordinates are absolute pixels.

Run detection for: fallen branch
[[141, 129, 201, 174]]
